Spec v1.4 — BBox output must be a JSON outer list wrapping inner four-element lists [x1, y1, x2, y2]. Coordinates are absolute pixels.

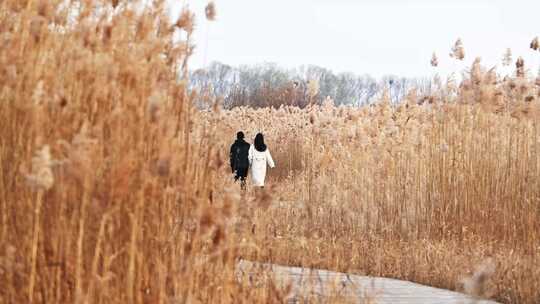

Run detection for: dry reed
[[1, 1, 539, 304], [207, 62, 540, 303]]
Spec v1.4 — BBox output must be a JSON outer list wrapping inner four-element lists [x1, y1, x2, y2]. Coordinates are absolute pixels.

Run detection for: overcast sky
[[172, 0, 540, 78]]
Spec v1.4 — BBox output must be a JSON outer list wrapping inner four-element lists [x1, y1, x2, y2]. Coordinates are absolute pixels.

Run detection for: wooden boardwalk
[[237, 260, 500, 304]]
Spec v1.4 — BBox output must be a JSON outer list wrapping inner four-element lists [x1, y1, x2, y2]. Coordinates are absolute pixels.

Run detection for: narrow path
[[237, 260, 500, 304]]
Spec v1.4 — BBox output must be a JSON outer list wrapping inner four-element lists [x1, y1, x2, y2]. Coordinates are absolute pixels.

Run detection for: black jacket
[[230, 139, 250, 171]]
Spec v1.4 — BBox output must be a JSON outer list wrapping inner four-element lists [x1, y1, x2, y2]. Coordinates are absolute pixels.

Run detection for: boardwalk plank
[[237, 260, 500, 304]]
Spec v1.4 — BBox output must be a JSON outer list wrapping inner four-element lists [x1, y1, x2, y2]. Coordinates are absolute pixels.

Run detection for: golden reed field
[[0, 0, 539, 303]]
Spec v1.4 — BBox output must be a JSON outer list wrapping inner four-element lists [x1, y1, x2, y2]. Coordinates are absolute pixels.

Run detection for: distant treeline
[[190, 61, 436, 108]]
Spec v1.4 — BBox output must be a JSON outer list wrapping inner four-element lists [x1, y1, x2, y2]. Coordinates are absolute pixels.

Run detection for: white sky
[[172, 0, 540, 78]]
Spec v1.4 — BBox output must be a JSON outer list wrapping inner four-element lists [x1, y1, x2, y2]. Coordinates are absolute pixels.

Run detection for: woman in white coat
[[249, 133, 275, 187]]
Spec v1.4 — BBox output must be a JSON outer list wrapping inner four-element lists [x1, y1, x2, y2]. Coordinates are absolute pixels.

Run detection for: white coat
[[248, 145, 275, 187]]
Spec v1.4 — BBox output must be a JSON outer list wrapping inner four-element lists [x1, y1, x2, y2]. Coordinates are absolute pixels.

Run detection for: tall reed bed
[[0, 1, 270, 303], [210, 68, 540, 303], [2, 0, 539, 303]]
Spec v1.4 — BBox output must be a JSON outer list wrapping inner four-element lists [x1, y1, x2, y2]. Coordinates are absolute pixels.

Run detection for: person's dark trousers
[[234, 167, 248, 190]]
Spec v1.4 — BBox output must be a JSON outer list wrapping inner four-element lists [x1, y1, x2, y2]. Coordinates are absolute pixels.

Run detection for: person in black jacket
[[230, 131, 250, 189]]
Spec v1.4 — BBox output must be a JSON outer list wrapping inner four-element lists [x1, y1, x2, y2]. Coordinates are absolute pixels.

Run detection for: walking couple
[[229, 132, 275, 190]]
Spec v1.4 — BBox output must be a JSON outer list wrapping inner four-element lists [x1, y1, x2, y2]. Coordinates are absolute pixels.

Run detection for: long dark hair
[[254, 133, 267, 152]]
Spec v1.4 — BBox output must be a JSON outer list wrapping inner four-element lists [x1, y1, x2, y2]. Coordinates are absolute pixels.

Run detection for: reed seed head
[[450, 38, 465, 60], [25, 145, 54, 191], [530, 36, 539, 51], [176, 8, 195, 34], [430, 52, 438, 67], [205, 2, 216, 21], [516, 56, 525, 78]]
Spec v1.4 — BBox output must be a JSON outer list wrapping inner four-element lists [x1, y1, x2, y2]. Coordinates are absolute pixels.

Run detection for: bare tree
[[191, 61, 423, 108]]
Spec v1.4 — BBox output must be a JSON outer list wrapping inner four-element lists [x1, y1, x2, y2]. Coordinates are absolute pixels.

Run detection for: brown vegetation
[[209, 65, 540, 303], [1, 1, 539, 303], [0, 1, 250, 303]]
